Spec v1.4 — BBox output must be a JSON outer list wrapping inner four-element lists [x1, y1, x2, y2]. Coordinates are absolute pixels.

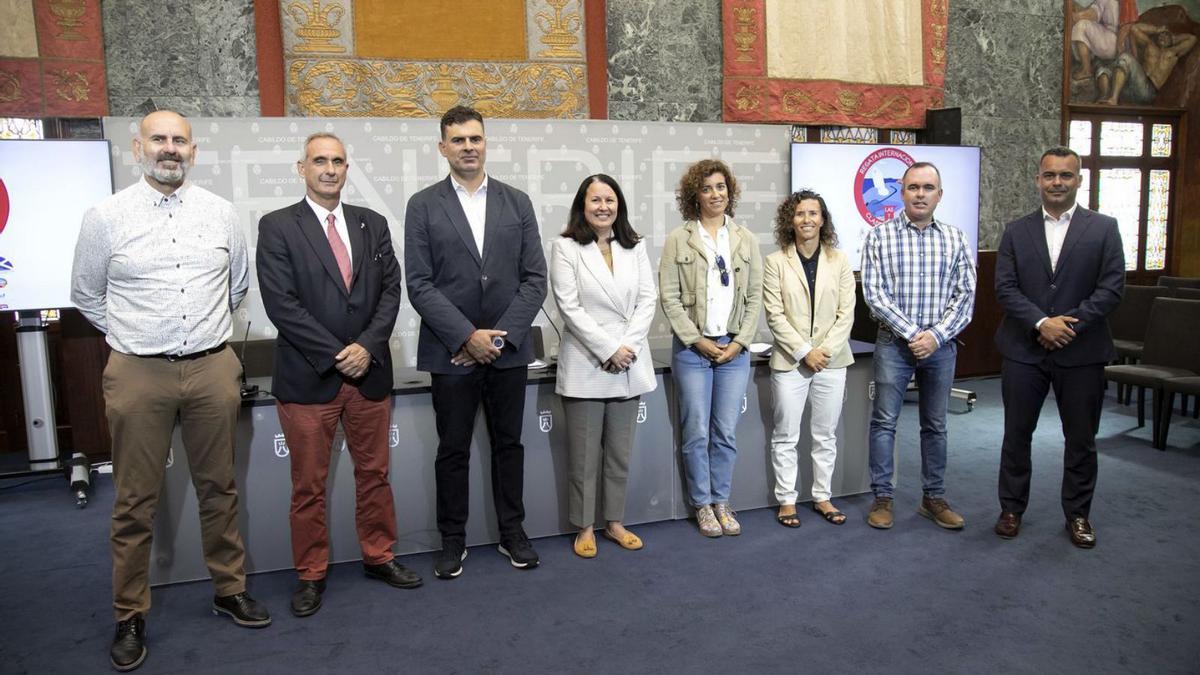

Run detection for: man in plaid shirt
[[861, 162, 977, 531]]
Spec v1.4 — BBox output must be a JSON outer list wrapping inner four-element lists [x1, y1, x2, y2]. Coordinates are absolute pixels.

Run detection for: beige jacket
[[658, 218, 763, 348], [762, 244, 856, 371]]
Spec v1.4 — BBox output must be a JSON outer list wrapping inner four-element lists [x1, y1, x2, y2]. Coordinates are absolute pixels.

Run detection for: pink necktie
[[325, 213, 352, 291]]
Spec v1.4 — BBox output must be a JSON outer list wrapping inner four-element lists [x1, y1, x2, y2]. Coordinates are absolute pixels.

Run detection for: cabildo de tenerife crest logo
[[538, 409, 553, 433], [165, 447, 174, 468], [855, 147, 915, 227], [389, 424, 400, 448], [636, 401, 647, 424], [273, 433, 289, 458]]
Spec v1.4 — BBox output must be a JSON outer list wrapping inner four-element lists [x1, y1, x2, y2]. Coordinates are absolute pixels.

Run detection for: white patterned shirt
[[861, 210, 977, 346], [70, 178, 249, 356]]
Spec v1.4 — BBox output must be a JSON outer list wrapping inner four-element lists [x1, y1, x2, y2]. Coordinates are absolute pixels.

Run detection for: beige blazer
[[549, 236, 658, 399], [762, 244, 856, 371], [657, 217, 763, 348]]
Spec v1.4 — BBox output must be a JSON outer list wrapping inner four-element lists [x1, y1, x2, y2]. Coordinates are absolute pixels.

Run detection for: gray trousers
[[562, 396, 639, 528]]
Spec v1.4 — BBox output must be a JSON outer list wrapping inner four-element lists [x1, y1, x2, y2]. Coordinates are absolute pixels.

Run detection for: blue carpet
[[1, 376, 1198, 673]]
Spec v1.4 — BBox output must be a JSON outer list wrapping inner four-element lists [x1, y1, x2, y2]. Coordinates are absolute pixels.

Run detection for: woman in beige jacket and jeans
[[658, 159, 763, 538]]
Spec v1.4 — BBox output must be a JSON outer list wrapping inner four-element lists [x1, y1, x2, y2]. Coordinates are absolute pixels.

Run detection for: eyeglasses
[[715, 254, 730, 287]]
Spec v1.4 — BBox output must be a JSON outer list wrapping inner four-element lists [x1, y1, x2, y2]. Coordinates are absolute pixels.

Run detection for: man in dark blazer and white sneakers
[[257, 133, 421, 618], [405, 105, 548, 579], [993, 146, 1124, 548]]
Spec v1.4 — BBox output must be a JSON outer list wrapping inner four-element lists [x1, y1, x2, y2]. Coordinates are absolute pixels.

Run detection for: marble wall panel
[[606, 0, 722, 122], [944, 0, 1063, 248], [103, 0, 260, 117]]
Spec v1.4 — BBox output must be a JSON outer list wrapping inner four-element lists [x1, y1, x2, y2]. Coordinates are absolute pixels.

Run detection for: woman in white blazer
[[550, 174, 657, 558], [762, 189, 855, 528]]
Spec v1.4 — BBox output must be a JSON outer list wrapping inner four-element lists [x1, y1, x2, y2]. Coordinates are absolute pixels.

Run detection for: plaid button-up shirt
[[861, 210, 976, 347]]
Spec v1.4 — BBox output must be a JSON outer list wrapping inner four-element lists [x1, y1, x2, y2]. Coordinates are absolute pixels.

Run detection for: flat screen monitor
[[790, 143, 981, 271], [0, 139, 113, 311]]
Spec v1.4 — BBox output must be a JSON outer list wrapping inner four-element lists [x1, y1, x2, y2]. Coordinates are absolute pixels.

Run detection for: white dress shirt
[[699, 217, 735, 337], [1043, 203, 1076, 273], [1034, 203, 1077, 329], [305, 196, 352, 271], [452, 173, 488, 255]]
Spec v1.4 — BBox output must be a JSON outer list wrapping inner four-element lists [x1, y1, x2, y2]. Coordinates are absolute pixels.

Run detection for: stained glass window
[[1099, 121, 1143, 156], [1150, 124, 1172, 158], [1098, 168, 1142, 270], [1146, 170, 1170, 271], [1069, 120, 1092, 157], [820, 127, 878, 144], [1078, 169, 1091, 210], [889, 129, 917, 145], [0, 117, 43, 139]]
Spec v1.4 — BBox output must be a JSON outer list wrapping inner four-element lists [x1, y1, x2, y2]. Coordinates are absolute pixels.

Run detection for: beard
[[140, 152, 189, 185]]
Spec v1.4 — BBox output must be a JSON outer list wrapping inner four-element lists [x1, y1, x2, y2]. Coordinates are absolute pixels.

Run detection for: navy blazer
[[994, 207, 1124, 367], [256, 200, 402, 403], [404, 176, 548, 375]]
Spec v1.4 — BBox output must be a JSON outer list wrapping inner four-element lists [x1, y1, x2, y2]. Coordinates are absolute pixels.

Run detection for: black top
[[800, 248, 819, 332]]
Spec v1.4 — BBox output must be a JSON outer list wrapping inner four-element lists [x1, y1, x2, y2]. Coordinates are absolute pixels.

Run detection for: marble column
[[103, 0, 261, 117], [606, 0, 723, 122], [944, 0, 1064, 248]]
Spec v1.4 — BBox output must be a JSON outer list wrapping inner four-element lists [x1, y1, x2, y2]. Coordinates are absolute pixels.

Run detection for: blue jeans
[[868, 328, 957, 499], [672, 336, 751, 507]]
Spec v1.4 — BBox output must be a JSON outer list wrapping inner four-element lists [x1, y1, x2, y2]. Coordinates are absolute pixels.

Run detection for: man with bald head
[[72, 110, 270, 672]]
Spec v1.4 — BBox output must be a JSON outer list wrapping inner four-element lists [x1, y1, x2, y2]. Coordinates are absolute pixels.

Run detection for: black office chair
[[1160, 377, 1200, 449], [1157, 276, 1200, 290], [1107, 285, 1169, 404], [1104, 298, 1200, 449]]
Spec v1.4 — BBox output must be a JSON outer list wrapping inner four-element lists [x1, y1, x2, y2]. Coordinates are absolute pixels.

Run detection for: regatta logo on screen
[[0, 177, 9, 236], [854, 148, 914, 227]]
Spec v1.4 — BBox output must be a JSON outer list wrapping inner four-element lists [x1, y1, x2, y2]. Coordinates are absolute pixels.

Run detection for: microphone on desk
[[237, 321, 260, 399]]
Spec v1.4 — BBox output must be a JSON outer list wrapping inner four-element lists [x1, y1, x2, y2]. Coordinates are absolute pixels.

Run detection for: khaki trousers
[[104, 348, 247, 620]]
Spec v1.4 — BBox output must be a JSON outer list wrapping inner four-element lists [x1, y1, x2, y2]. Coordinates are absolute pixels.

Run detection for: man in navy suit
[[405, 106, 548, 578], [257, 133, 421, 618], [993, 146, 1124, 548]]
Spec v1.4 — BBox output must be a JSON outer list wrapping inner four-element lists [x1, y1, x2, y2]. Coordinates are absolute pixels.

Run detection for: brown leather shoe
[[918, 496, 965, 530], [867, 497, 893, 529], [1066, 516, 1096, 549], [994, 511, 1021, 539]]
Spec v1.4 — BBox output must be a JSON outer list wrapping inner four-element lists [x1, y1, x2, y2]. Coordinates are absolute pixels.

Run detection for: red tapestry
[[0, 0, 108, 117], [721, 0, 948, 128]]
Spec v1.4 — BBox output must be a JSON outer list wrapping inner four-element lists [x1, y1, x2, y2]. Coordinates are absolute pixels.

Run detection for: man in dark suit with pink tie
[[257, 133, 421, 618], [993, 146, 1125, 548]]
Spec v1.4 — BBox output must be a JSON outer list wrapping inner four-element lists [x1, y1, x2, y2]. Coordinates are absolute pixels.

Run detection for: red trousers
[[277, 383, 396, 580]]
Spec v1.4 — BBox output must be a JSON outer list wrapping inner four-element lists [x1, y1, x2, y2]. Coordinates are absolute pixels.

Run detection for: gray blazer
[[404, 176, 548, 374]]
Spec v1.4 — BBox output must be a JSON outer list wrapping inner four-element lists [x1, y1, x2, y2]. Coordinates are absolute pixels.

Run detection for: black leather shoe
[[364, 559, 423, 589], [1066, 516, 1096, 549], [290, 579, 325, 618], [994, 511, 1022, 539], [212, 592, 272, 628], [110, 614, 146, 672]]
